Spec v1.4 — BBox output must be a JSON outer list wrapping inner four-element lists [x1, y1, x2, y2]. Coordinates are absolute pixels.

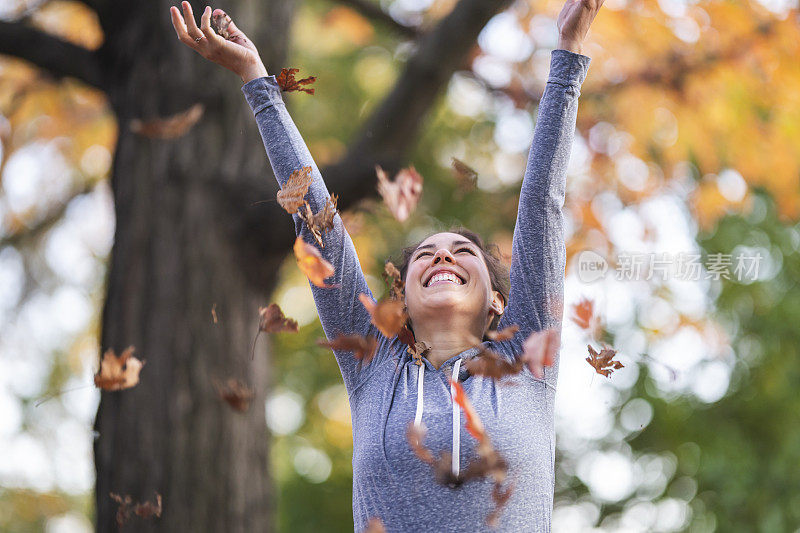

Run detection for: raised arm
[[497, 0, 601, 385], [170, 2, 378, 395]]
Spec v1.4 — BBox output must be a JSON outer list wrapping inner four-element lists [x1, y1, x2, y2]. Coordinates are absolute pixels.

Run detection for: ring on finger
[[194, 36, 203, 43]]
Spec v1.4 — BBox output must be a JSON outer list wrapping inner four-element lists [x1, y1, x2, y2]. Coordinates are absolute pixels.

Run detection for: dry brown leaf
[[375, 165, 423, 222], [211, 303, 218, 324], [213, 378, 255, 412], [571, 297, 601, 335], [406, 422, 435, 464], [276, 68, 317, 94], [398, 325, 415, 347], [487, 482, 514, 528], [259, 303, 299, 333], [318, 334, 378, 364], [383, 261, 404, 301], [298, 195, 338, 247], [520, 329, 560, 379], [485, 324, 519, 342], [129, 104, 204, 139], [451, 157, 478, 193], [294, 237, 336, 288], [407, 340, 429, 365], [94, 347, 144, 391], [358, 293, 406, 338], [210, 10, 232, 38], [464, 349, 524, 380], [110, 492, 162, 527], [586, 344, 624, 377], [277, 166, 313, 214]]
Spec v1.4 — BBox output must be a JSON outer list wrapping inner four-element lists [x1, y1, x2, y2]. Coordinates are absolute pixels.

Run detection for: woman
[[171, 2, 601, 530]]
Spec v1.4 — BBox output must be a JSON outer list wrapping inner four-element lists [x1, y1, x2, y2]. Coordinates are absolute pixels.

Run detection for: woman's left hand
[[556, 0, 605, 54]]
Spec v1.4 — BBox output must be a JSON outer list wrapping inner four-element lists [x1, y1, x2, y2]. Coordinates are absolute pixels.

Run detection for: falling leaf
[[294, 237, 336, 288], [110, 492, 162, 527], [298, 195, 338, 247], [211, 303, 218, 324], [94, 347, 144, 391], [375, 165, 423, 222], [486, 324, 519, 342], [277, 166, 313, 214], [364, 517, 387, 533], [449, 379, 485, 442], [318, 334, 378, 365], [451, 157, 478, 193], [464, 348, 524, 380], [571, 297, 599, 333], [129, 104, 204, 139], [276, 68, 317, 94], [406, 422, 434, 463], [210, 10, 232, 38], [259, 303, 299, 333], [383, 261, 404, 300], [586, 344, 624, 377], [213, 378, 255, 412], [398, 325, 415, 347], [407, 340, 429, 365], [487, 482, 514, 528], [358, 293, 406, 338], [520, 329, 560, 379]]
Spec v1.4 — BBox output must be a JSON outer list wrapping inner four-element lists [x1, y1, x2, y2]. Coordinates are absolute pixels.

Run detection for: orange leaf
[[375, 165, 423, 222], [277, 166, 313, 214], [485, 324, 519, 342], [94, 347, 144, 391], [213, 378, 255, 413], [448, 379, 485, 442], [110, 492, 162, 528], [451, 157, 478, 193], [129, 104, 204, 139], [521, 329, 560, 379], [571, 297, 598, 332], [298, 194, 338, 247], [358, 293, 406, 338], [382, 261, 404, 300], [318, 334, 378, 364], [586, 344, 624, 377], [276, 68, 316, 94], [405, 422, 434, 464], [259, 303, 299, 333], [293, 237, 335, 288], [364, 517, 387, 533]]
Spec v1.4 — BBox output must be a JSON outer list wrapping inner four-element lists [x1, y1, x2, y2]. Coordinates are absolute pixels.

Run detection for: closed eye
[[414, 251, 433, 260], [456, 247, 476, 255]]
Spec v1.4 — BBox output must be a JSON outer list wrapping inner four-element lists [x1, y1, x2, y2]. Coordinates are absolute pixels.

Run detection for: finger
[[181, 1, 203, 39], [200, 6, 226, 45], [170, 6, 197, 46]]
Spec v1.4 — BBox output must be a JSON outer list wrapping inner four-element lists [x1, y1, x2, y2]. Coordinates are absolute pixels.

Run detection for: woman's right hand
[[170, 2, 268, 83]]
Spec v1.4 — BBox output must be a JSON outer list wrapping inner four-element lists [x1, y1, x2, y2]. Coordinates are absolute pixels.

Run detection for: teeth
[[426, 272, 462, 287]]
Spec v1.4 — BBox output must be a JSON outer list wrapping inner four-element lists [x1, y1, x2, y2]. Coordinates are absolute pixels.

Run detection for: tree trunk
[[93, 1, 295, 530]]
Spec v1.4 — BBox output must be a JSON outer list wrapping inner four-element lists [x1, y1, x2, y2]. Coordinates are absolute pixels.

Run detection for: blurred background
[[0, 0, 799, 531]]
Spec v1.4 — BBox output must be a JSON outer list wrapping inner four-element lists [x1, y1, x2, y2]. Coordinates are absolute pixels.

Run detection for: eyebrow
[[413, 240, 475, 253]]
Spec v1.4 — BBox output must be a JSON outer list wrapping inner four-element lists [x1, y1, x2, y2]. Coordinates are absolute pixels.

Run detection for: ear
[[489, 290, 505, 317]]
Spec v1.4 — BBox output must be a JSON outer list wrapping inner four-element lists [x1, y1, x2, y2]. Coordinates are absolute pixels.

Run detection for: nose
[[432, 248, 455, 264]]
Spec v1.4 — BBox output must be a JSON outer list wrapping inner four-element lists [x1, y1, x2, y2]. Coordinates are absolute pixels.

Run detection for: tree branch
[[324, 0, 513, 211], [333, 0, 420, 38], [0, 21, 104, 90]]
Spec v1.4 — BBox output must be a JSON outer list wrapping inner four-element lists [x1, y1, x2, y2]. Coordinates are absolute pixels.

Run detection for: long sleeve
[[496, 49, 591, 389], [241, 76, 380, 396]]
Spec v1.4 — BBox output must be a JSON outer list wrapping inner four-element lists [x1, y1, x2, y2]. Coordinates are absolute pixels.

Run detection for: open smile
[[424, 268, 466, 287]]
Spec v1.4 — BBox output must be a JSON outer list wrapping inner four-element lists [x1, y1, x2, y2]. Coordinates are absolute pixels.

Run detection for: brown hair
[[394, 227, 510, 331]]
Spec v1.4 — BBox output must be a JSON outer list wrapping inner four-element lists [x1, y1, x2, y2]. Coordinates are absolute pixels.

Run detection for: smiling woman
[[170, 0, 602, 530]]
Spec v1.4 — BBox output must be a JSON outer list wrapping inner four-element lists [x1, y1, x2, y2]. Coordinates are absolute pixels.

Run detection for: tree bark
[[92, 0, 294, 530]]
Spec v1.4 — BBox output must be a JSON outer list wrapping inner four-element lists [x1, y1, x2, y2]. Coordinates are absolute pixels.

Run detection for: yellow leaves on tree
[[277, 166, 313, 214], [130, 104, 204, 139], [358, 293, 406, 338], [375, 165, 423, 222], [94, 347, 144, 391], [294, 237, 336, 288], [276, 68, 317, 94]]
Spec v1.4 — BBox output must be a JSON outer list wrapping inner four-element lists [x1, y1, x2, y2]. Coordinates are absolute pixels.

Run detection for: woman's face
[[404, 232, 502, 330]]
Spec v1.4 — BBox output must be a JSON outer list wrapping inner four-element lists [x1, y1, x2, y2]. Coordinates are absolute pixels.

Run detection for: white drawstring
[[413, 364, 425, 427], [412, 358, 464, 478], [450, 358, 463, 477]]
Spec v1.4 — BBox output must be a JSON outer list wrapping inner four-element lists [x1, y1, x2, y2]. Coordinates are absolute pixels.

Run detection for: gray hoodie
[[242, 48, 591, 532]]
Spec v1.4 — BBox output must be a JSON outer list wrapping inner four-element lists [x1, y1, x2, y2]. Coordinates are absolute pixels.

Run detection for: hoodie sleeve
[[241, 75, 381, 396], [496, 49, 591, 389]]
